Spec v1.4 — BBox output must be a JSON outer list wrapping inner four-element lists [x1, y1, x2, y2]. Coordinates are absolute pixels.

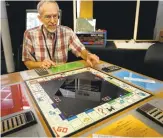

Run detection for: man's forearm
[[80, 49, 90, 60], [80, 49, 100, 67], [24, 61, 42, 70]]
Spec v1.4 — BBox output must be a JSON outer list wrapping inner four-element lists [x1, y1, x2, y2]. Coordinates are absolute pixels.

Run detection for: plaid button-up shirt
[[22, 25, 85, 63]]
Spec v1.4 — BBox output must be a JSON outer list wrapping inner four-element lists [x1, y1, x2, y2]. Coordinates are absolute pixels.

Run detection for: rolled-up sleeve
[[68, 29, 85, 57], [22, 31, 35, 61]]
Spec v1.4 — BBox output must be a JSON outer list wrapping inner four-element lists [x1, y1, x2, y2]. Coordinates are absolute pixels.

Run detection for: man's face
[[38, 3, 59, 33]]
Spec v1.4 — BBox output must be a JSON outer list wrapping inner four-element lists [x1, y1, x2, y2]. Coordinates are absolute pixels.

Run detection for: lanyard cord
[[41, 25, 57, 61]]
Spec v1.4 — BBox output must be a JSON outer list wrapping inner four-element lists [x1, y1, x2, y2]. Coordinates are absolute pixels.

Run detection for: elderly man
[[22, 0, 99, 69]]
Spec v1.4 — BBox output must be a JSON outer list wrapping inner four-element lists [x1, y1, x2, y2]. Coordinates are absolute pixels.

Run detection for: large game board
[[25, 67, 152, 137]]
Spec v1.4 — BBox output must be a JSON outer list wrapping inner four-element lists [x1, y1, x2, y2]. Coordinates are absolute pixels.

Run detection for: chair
[[144, 43, 163, 80], [16, 45, 27, 71]]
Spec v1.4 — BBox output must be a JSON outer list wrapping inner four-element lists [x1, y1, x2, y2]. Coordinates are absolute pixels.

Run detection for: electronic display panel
[[40, 71, 129, 118]]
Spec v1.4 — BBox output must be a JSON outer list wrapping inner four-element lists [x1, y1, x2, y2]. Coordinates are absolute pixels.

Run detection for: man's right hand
[[40, 59, 56, 69]]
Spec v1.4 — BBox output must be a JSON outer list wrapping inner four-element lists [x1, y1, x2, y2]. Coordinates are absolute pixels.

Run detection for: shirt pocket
[[34, 47, 46, 61]]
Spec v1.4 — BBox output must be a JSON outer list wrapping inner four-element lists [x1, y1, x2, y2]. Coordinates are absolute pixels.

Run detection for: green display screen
[[50, 61, 85, 73]]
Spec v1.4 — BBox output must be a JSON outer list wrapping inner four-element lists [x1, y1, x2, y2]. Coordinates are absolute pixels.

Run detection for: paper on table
[[90, 115, 162, 137]]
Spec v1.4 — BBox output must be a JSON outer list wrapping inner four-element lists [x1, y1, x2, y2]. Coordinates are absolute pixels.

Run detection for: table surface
[[1, 60, 163, 137]]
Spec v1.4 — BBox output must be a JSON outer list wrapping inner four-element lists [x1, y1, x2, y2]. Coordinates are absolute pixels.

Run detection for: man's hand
[[86, 53, 100, 67], [40, 59, 56, 69]]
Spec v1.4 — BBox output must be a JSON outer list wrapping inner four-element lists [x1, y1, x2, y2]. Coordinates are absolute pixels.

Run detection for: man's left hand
[[86, 53, 100, 67]]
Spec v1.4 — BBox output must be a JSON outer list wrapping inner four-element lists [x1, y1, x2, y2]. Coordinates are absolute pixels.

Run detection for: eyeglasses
[[43, 14, 59, 21]]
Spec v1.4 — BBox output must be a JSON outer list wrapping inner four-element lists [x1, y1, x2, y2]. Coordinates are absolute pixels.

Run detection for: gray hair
[[37, 0, 60, 15]]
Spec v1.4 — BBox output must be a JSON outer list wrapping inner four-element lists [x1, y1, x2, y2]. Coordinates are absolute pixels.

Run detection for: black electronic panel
[[101, 65, 121, 73], [34, 68, 49, 76], [137, 103, 163, 127], [1, 111, 37, 137]]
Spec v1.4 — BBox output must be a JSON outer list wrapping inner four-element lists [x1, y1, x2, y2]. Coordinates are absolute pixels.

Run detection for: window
[[26, 9, 62, 30]]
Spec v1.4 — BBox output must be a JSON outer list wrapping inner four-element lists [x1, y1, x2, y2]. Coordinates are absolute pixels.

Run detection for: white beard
[[47, 28, 56, 33], [44, 25, 57, 33]]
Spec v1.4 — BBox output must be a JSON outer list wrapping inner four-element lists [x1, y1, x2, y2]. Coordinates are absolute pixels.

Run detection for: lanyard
[[41, 25, 57, 61]]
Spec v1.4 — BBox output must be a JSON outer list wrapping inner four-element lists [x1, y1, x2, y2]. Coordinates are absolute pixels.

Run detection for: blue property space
[[112, 70, 163, 92]]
